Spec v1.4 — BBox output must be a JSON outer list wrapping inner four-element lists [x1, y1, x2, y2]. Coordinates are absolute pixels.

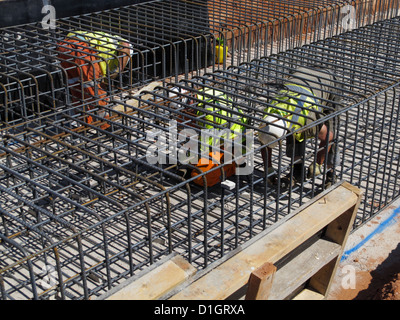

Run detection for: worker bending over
[[168, 86, 248, 187], [57, 30, 132, 129], [258, 67, 341, 189]]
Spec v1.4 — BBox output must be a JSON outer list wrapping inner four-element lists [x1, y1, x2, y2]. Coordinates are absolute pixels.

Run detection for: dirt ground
[[374, 273, 400, 300], [327, 203, 400, 300]]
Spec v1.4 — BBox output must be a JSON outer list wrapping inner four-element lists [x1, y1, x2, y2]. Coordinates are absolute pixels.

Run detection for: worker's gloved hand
[[307, 162, 323, 179]]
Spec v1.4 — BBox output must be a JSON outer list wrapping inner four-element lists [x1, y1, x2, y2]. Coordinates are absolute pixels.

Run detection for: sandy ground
[[327, 198, 400, 300]]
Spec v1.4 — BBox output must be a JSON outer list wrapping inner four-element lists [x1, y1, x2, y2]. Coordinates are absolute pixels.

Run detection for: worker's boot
[[292, 162, 305, 186], [324, 170, 337, 189]]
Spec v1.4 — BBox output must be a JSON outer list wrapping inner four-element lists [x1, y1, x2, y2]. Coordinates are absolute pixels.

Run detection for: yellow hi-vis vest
[[263, 83, 320, 142], [67, 31, 129, 76], [197, 88, 248, 148]]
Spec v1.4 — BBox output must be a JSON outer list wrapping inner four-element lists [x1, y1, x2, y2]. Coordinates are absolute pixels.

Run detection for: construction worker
[[172, 87, 247, 187], [258, 67, 340, 189], [196, 88, 247, 147], [57, 30, 132, 129]]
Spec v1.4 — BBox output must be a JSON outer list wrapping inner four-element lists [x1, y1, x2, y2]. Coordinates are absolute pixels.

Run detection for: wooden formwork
[[98, 181, 362, 300]]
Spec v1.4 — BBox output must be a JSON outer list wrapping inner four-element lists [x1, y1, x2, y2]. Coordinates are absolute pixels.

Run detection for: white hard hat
[[258, 115, 287, 148]]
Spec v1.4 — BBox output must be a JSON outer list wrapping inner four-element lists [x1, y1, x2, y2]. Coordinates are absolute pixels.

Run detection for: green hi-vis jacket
[[67, 31, 129, 76], [197, 88, 248, 148], [263, 83, 320, 142]]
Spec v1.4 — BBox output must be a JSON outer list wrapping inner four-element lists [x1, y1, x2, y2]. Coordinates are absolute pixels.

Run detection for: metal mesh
[[1, 0, 398, 126], [1, 13, 400, 299]]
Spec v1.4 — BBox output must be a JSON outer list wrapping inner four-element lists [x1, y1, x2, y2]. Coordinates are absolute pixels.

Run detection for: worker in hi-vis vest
[[258, 67, 341, 189], [190, 88, 248, 187], [57, 30, 133, 129]]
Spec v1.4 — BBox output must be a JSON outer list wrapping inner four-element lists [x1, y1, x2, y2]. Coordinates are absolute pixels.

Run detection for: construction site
[[0, 0, 399, 301]]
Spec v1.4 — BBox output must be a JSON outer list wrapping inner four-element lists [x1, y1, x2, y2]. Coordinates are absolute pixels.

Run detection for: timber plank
[[293, 288, 324, 300], [170, 183, 359, 300], [268, 239, 341, 300], [99, 254, 196, 300], [245, 262, 276, 300]]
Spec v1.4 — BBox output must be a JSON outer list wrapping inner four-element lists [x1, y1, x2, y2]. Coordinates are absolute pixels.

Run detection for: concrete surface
[[327, 198, 400, 300]]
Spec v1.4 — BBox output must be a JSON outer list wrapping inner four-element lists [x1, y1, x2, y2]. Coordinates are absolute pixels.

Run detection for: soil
[[374, 273, 400, 300], [327, 205, 400, 300]]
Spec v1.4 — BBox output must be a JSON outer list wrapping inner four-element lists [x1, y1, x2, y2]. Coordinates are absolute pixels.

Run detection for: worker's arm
[[109, 41, 131, 79], [317, 124, 334, 165], [118, 41, 131, 73]]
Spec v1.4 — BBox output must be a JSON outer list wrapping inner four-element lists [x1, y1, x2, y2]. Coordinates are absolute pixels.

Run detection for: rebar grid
[[1, 0, 398, 127], [1, 15, 400, 300]]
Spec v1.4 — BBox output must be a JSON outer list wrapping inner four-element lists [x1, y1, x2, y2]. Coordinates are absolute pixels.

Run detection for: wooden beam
[[245, 262, 276, 300], [293, 288, 324, 300], [169, 182, 362, 300], [268, 239, 341, 300], [98, 254, 196, 300], [309, 183, 362, 296]]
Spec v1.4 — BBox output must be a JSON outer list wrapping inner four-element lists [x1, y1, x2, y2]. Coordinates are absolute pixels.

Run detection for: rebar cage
[[1, 13, 400, 299], [1, 0, 400, 301], [1, 0, 398, 126]]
